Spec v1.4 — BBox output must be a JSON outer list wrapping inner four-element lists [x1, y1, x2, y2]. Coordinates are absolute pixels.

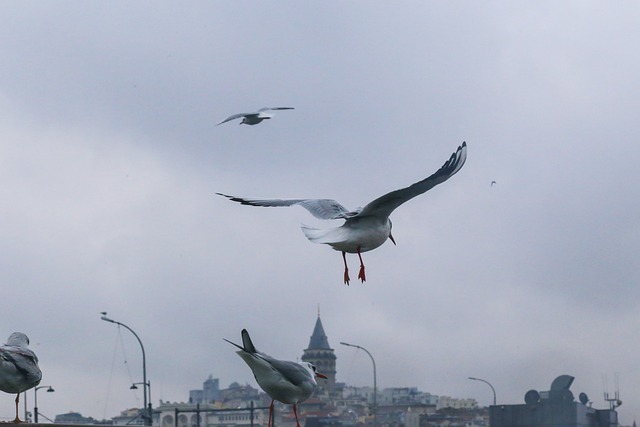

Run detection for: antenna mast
[[603, 373, 622, 410]]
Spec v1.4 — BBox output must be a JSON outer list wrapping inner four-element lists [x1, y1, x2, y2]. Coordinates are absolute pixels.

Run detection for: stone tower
[[301, 313, 337, 393]]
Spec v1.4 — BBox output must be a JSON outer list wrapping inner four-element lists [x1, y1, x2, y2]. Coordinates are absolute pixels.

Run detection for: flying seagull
[[0, 332, 42, 423], [216, 107, 295, 126], [224, 329, 326, 427], [217, 141, 467, 285]]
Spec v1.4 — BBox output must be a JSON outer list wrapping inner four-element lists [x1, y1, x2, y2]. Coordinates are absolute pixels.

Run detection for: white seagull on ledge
[[217, 141, 467, 285], [216, 107, 295, 126], [224, 329, 326, 427], [0, 332, 42, 423]]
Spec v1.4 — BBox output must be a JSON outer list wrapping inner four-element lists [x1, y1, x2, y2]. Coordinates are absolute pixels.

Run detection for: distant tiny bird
[[491, 180, 497, 186], [0, 332, 42, 423], [224, 329, 326, 427], [217, 142, 467, 285], [216, 107, 295, 126]]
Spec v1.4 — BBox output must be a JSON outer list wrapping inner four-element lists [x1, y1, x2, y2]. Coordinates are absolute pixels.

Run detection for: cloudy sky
[[1, 1, 639, 424]]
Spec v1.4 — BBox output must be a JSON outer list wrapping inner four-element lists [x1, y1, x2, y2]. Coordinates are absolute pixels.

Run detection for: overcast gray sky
[[1, 1, 639, 424]]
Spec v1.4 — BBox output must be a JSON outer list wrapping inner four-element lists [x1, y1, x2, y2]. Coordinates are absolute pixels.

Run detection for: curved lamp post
[[340, 342, 377, 427], [468, 376, 496, 406], [34, 385, 55, 423], [101, 314, 151, 426]]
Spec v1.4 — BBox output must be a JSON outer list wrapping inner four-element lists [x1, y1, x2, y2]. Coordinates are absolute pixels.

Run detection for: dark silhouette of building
[[189, 375, 220, 404], [54, 411, 97, 424], [489, 375, 618, 427], [301, 313, 337, 394]]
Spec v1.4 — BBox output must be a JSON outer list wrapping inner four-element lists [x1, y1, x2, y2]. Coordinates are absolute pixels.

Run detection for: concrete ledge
[[3, 424, 115, 427]]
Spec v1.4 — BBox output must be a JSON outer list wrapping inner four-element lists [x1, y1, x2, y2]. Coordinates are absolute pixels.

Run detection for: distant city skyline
[[20, 312, 625, 426]]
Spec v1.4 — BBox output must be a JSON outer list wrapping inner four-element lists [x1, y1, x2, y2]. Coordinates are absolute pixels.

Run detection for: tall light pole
[[340, 342, 376, 427], [468, 377, 496, 406], [34, 385, 55, 423], [101, 314, 151, 426]]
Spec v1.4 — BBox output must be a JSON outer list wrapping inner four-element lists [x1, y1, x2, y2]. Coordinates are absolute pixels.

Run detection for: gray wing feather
[[216, 193, 353, 220], [0, 347, 40, 375], [219, 108, 293, 125], [297, 199, 355, 219], [358, 142, 467, 219], [261, 356, 311, 386], [216, 142, 464, 221], [217, 113, 252, 125], [258, 107, 294, 112], [224, 338, 310, 387]]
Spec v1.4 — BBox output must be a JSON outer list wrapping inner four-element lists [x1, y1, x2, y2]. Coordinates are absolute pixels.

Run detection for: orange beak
[[316, 372, 328, 379]]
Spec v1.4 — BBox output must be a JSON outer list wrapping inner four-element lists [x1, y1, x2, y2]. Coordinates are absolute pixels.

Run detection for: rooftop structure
[[489, 375, 619, 427]]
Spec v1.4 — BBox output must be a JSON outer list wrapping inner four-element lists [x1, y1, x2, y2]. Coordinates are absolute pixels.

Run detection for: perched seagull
[[216, 107, 295, 126], [0, 332, 42, 423], [224, 329, 326, 427], [217, 141, 467, 285]]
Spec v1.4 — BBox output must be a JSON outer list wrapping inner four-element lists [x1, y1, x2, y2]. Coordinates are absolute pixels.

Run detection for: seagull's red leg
[[357, 246, 366, 283], [293, 404, 301, 427], [268, 400, 274, 427], [342, 251, 350, 285], [13, 393, 22, 423]]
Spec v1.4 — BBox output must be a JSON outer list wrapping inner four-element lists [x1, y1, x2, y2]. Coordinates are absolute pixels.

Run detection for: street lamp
[[101, 314, 151, 426], [468, 377, 496, 406], [34, 385, 55, 423], [131, 382, 152, 425], [340, 341, 377, 427], [130, 382, 150, 391]]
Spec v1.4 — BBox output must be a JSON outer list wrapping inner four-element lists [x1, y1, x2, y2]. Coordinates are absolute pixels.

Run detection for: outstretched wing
[[216, 112, 252, 126], [359, 142, 467, 219], [218, 108, 293, 125], [258, 107, 295, 112], [216, 193, 357, 220]]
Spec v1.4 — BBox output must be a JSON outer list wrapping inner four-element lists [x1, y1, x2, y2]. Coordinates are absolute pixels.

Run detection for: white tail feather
[[301, 225, 327, 243]]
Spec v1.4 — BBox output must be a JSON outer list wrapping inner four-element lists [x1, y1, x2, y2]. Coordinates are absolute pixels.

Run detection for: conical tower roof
[[307, 315, 331, 350]]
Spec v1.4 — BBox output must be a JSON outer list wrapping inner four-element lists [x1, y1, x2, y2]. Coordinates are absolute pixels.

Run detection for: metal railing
[[173, 401, 272, 427]]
